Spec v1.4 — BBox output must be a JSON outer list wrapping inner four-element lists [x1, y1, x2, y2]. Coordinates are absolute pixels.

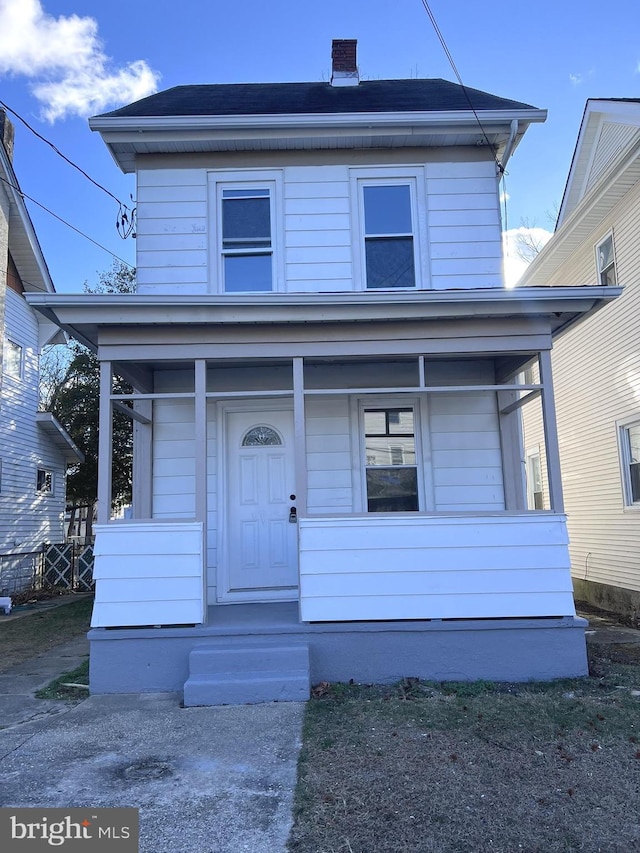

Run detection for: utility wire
[[0, 99, 136, 239], [0, 173, 134, 270], [419, 0, 504, 174]]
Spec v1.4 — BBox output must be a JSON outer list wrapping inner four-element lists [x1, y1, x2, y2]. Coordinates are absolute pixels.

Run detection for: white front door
[[224, 408, 298, 600]]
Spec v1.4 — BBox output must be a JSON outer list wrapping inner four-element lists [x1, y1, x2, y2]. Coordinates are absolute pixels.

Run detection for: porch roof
[[26, 286, 621, 352]]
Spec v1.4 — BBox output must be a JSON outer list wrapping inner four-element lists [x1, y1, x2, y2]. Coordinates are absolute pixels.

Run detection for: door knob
[[289, 506, 297, 523]]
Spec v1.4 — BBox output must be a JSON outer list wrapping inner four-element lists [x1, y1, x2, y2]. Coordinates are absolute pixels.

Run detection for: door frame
[[217, 398, 298, 603]]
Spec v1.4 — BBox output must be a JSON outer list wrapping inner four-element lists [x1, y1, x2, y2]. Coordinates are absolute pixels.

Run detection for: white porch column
[[97, 361, 113, 524], [293, 357, 308, 516], [194, 359, 208, 621], [498, 388, 527, 511], [538, 349, 565, 513]]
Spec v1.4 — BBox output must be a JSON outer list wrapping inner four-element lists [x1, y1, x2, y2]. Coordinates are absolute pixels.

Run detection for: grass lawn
[[0, 597, 93, 672], [288, 643, 640, 853]]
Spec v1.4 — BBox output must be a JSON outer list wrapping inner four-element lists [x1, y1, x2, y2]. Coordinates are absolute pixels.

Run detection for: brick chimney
[[0, 109, 14, 162], [331, 39, 359, 87]]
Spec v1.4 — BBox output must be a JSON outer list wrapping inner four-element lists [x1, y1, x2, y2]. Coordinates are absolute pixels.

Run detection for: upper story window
[[210, 170, 283, 294], [351, 169, 425, 291], [363, 184, 416, 289], [221, 187, 273, 292], [4, 339, 23, 379], [596, 234, 616, 286]]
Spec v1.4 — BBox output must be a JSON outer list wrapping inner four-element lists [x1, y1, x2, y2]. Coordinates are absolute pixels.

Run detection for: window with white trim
[[596, 234, 616, 286], [362, 407, 419, 512], [36, 468, 53, 495], [210, 172, 282, 294], [619, 420, 640, 506], [352, 170, 425, 291], [526, 448, 544, 510], [4, 339, 23, 379]]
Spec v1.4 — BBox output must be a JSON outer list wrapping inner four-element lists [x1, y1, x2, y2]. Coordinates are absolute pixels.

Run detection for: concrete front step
[[183, 642, 310, 706]]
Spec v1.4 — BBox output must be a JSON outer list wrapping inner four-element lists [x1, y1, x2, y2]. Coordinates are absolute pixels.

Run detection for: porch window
[[363, 408, 418, 512], [619, 420, 640, 506], [220, 186, 273, 292], [362, 183, 416, 289], [596, 234, 616, 286]]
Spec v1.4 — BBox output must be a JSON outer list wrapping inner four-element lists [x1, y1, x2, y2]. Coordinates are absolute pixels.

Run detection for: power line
[[0, 172, 134, 270], [0, 99, 136, 239], [419, 0, 504, 174]]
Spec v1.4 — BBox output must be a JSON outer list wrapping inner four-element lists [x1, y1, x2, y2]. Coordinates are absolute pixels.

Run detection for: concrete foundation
[[88, 603, 589, 701], [573, 578, 640, 627]]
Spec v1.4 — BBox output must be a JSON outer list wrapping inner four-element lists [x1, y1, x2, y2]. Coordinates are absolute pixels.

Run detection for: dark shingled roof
[[97, 79, 538, 119]]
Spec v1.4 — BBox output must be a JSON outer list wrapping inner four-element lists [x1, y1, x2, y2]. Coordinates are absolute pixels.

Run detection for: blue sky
[[1, 0, 639, 291]]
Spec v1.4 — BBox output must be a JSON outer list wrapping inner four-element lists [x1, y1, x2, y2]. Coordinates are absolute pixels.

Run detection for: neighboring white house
[[0, 111, 82, 591], [519, 98, 640, 623], [29, 42, 621, 703]]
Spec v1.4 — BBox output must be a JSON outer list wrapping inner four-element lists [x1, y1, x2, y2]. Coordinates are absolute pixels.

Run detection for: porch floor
[[88, 603, 590, 696]]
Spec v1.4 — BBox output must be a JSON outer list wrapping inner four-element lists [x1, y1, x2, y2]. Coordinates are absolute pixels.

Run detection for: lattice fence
[[43, 543, 95, 591]]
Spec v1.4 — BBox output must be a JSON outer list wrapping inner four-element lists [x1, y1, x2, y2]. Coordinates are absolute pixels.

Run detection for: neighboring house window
[[596, 234, 616, 286], [363, 407, 419, 512], [4, 339, 23, 379], [526, 449, 544, 510], [618, 420, 640, 506], [36, 468, 53, 495]]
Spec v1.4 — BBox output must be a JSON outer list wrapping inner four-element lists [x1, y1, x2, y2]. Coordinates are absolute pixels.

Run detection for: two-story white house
[[29, 42, 620, 703], [0, 110, 82, 593]]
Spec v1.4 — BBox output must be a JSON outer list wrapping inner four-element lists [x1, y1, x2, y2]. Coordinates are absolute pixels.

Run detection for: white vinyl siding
[[151, 399, 196, 518], [0, 290, 67, 552], [135, 156, 503, 295], [429, 392, 505, 511], [91, 522, 205, 627], [523, 174, 640, 593], [426, 161, 503, 289], [299, 514, 575, 621], [585, 121, 639, 194], [305, 396, 353, 514], [284, 166, 352, 292], [136, 169, 208, 295]]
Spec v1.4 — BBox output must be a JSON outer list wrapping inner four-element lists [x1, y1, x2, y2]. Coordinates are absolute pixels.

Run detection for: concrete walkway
[[0, 618, 304, 853]]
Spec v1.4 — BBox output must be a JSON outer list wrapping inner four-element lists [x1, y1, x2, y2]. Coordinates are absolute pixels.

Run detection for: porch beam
[[499, 389, 541, 415], [304, 383, 542, 396], [293, 357, 308, 517], [538, 350, 565, 513], [113, 400, 152, 424], [98, 334, 553, 362], [97, 361, 113, 525]]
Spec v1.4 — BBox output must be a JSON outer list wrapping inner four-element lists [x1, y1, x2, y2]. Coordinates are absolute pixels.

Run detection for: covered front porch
[[26, 288, 619, 698]]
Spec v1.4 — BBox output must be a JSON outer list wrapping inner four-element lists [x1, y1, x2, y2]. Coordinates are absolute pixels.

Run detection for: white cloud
[[502, 226, 553, 288], [569, 73, 583, 86], [0, 0, 159, 121]]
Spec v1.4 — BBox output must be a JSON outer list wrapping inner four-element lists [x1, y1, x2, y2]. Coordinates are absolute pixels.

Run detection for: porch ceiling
[[26, 286, 621, 353]]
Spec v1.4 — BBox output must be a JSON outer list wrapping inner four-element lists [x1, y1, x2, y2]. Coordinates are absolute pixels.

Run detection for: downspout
[[498, 119, 520, 175]]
